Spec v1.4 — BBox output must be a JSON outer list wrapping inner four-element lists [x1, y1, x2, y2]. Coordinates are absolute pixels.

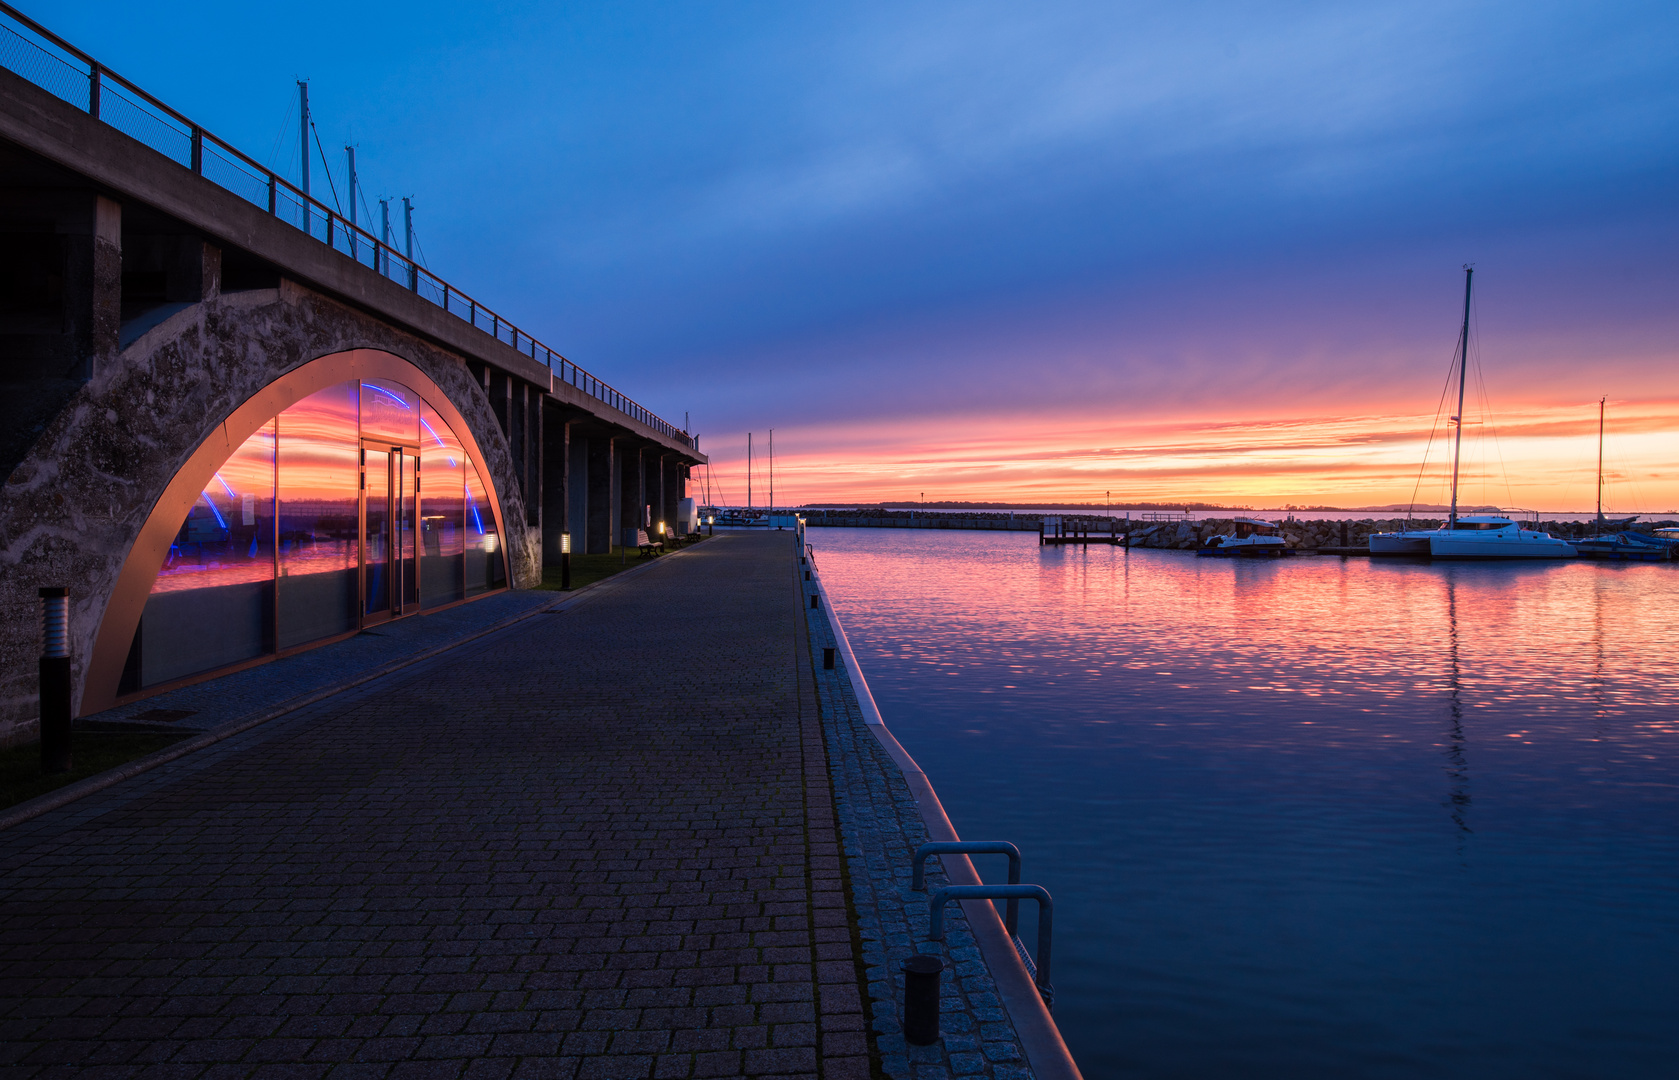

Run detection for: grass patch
[[537, 536, 709, 591], [0, 731, 192, 810]]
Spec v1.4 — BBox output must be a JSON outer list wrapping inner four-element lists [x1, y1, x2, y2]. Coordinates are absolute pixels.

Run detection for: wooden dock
[[1039, 520, 1126, 546]]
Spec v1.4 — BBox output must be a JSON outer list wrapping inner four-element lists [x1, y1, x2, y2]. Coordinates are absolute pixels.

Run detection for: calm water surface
[[813, 528, 1679, 1080]]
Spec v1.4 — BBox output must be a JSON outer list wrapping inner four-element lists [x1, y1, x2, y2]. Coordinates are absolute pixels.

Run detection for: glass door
[[362, 443, 421, 624], [397, 448, 418, 612], [363, 447, 390, 618]]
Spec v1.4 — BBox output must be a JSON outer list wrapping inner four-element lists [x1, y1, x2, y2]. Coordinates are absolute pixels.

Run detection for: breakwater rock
[[1125, 518, 1679, 551]]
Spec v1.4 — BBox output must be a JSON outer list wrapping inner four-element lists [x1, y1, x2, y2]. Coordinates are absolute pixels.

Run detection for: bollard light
[[560, 532, 572, 590], [902, 955, 944, 1045], [561, 532, 571, 554], [39, 586, 71, 774], [823, 647, 835, 670], [810, 594, 819, 609]]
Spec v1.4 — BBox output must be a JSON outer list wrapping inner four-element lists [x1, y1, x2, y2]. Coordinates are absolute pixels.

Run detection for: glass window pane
[[139, 420, 275, 686], [420, 402, 465, 608], [360, 379, 418, 443], [277, 381, 359, 648], [465, 459, 505, 595]]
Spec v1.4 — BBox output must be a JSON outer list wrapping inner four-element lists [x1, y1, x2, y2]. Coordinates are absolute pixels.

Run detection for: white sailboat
[[1369, 268, 1574, 559]]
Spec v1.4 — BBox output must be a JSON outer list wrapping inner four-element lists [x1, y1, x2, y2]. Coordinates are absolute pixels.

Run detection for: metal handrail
[[912, 841, 1023, 935], [0, 1, 689, 446], [928, 884, 1055, 1007]]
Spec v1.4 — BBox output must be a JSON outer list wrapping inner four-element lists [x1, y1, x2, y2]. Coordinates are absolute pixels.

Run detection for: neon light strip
[[418, 416, 458, 465], [199, 492, 228, 530], [363, 382, 412, 409]]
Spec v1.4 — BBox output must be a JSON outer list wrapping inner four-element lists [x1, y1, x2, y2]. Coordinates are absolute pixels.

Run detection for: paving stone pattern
[[798, 554, 1032, 1080], [80, 590, 563, 736], [0, 532, 871, 1080]]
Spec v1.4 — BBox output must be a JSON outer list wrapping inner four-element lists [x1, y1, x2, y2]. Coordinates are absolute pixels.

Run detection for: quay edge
[[803, 531, 1085, 1080]]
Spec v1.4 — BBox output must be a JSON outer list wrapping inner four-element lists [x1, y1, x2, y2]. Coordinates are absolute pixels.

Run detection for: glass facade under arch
[[120, 379, 505, 692]]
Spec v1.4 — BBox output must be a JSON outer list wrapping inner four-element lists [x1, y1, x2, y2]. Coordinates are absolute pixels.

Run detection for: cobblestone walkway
[[0, 532, 871, 1080]]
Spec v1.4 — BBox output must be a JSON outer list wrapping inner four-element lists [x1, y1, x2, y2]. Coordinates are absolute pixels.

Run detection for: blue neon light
[[418, 417, 459, 465], [363, 382, 413, 409], [214, 473, 237, 498], [200, 492, 228, 530]]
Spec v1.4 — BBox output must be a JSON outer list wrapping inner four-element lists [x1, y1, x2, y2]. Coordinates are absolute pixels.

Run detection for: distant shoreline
[[790, 501, 1648, 515]]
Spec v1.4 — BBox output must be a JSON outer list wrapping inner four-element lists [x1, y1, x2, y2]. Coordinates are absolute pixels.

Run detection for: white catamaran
[[1369, 267, 1575, 560]]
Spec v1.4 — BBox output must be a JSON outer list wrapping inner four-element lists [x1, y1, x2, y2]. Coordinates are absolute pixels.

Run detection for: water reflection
[[815, 530, 1679, 1080], [1443, 577, 1470, 839]]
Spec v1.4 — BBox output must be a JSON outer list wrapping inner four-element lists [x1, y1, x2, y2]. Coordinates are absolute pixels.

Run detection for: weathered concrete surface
[[0, 532, 873, 1079], [0, 280, 535, 746]]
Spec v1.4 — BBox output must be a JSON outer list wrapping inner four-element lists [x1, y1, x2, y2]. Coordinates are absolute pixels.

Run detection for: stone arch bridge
[[0, 8, 704, 742]]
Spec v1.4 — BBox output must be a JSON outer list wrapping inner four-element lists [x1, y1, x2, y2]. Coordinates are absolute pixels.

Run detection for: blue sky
[[47, 1, 1679, 505]]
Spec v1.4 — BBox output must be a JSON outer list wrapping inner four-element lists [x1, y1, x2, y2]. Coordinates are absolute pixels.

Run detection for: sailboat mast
[[1597, 396, 1606, 528], [747, 433, 753, 510], [1448, 266, 1474, 528], [769, 429, 774, 513]]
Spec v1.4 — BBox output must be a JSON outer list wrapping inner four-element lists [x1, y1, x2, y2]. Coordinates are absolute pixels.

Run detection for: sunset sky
[[58, 1, 1679, 510]]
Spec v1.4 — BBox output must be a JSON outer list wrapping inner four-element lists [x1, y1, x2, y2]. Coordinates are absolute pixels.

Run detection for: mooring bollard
[[811, 594, 819, 609], [804, 569, 810, 580], [823, 647, 835, 669], [902, 954, 943, 1045], [39, 586, 71, 774]]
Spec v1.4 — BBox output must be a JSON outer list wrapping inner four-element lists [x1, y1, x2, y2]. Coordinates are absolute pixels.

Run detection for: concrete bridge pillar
[[586, 434, 617, 555], [619, 442, 645, 547], [541, 403, 569, 565], [662, 456, 683, 534], [645, 451, 663, 535]]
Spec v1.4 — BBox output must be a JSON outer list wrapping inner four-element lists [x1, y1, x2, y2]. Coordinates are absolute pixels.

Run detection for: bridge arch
[[83, 348, 512, 713]]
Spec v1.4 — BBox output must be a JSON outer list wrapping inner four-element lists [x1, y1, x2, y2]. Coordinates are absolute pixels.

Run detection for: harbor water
[[813, 528, 1679, 1079]]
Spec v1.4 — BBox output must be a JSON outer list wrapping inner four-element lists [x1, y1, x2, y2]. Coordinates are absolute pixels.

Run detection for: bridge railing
[[0, 2, 691, 448]]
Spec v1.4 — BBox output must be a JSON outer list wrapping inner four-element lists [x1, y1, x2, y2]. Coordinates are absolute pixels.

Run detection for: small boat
[[1198, 518, 1289, 557], [1573, 530, 1671, 562], [1428, 514, 1576, 559]]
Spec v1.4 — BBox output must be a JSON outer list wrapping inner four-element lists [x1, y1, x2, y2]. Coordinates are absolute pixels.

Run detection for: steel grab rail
[[928, 884, 1055, 1007], [912, 841, 1023, 934]]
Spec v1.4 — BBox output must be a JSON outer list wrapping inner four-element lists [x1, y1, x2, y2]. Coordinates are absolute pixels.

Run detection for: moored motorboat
[[1198, 518, 1289, 557], [1428, 514, 1576, 559], [1573, 530, 1672, 562]]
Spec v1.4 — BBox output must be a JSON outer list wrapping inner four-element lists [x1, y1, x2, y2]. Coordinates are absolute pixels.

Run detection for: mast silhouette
[[747, 433, 753, 510], [1596, 396, 1606, 531], [1448, 266, 1474, 528]]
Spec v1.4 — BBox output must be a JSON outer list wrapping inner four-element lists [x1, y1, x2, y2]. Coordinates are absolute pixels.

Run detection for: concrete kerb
[[806, 542, 1085, 1080], [0, 540, 710, 832]]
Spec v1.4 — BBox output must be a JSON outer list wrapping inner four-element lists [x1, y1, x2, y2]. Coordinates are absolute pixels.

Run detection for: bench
[[636, 528, 664, 557]]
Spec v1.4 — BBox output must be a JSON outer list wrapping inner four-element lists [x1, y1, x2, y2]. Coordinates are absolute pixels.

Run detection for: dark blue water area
[[813, 528, 1679, 1079]]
